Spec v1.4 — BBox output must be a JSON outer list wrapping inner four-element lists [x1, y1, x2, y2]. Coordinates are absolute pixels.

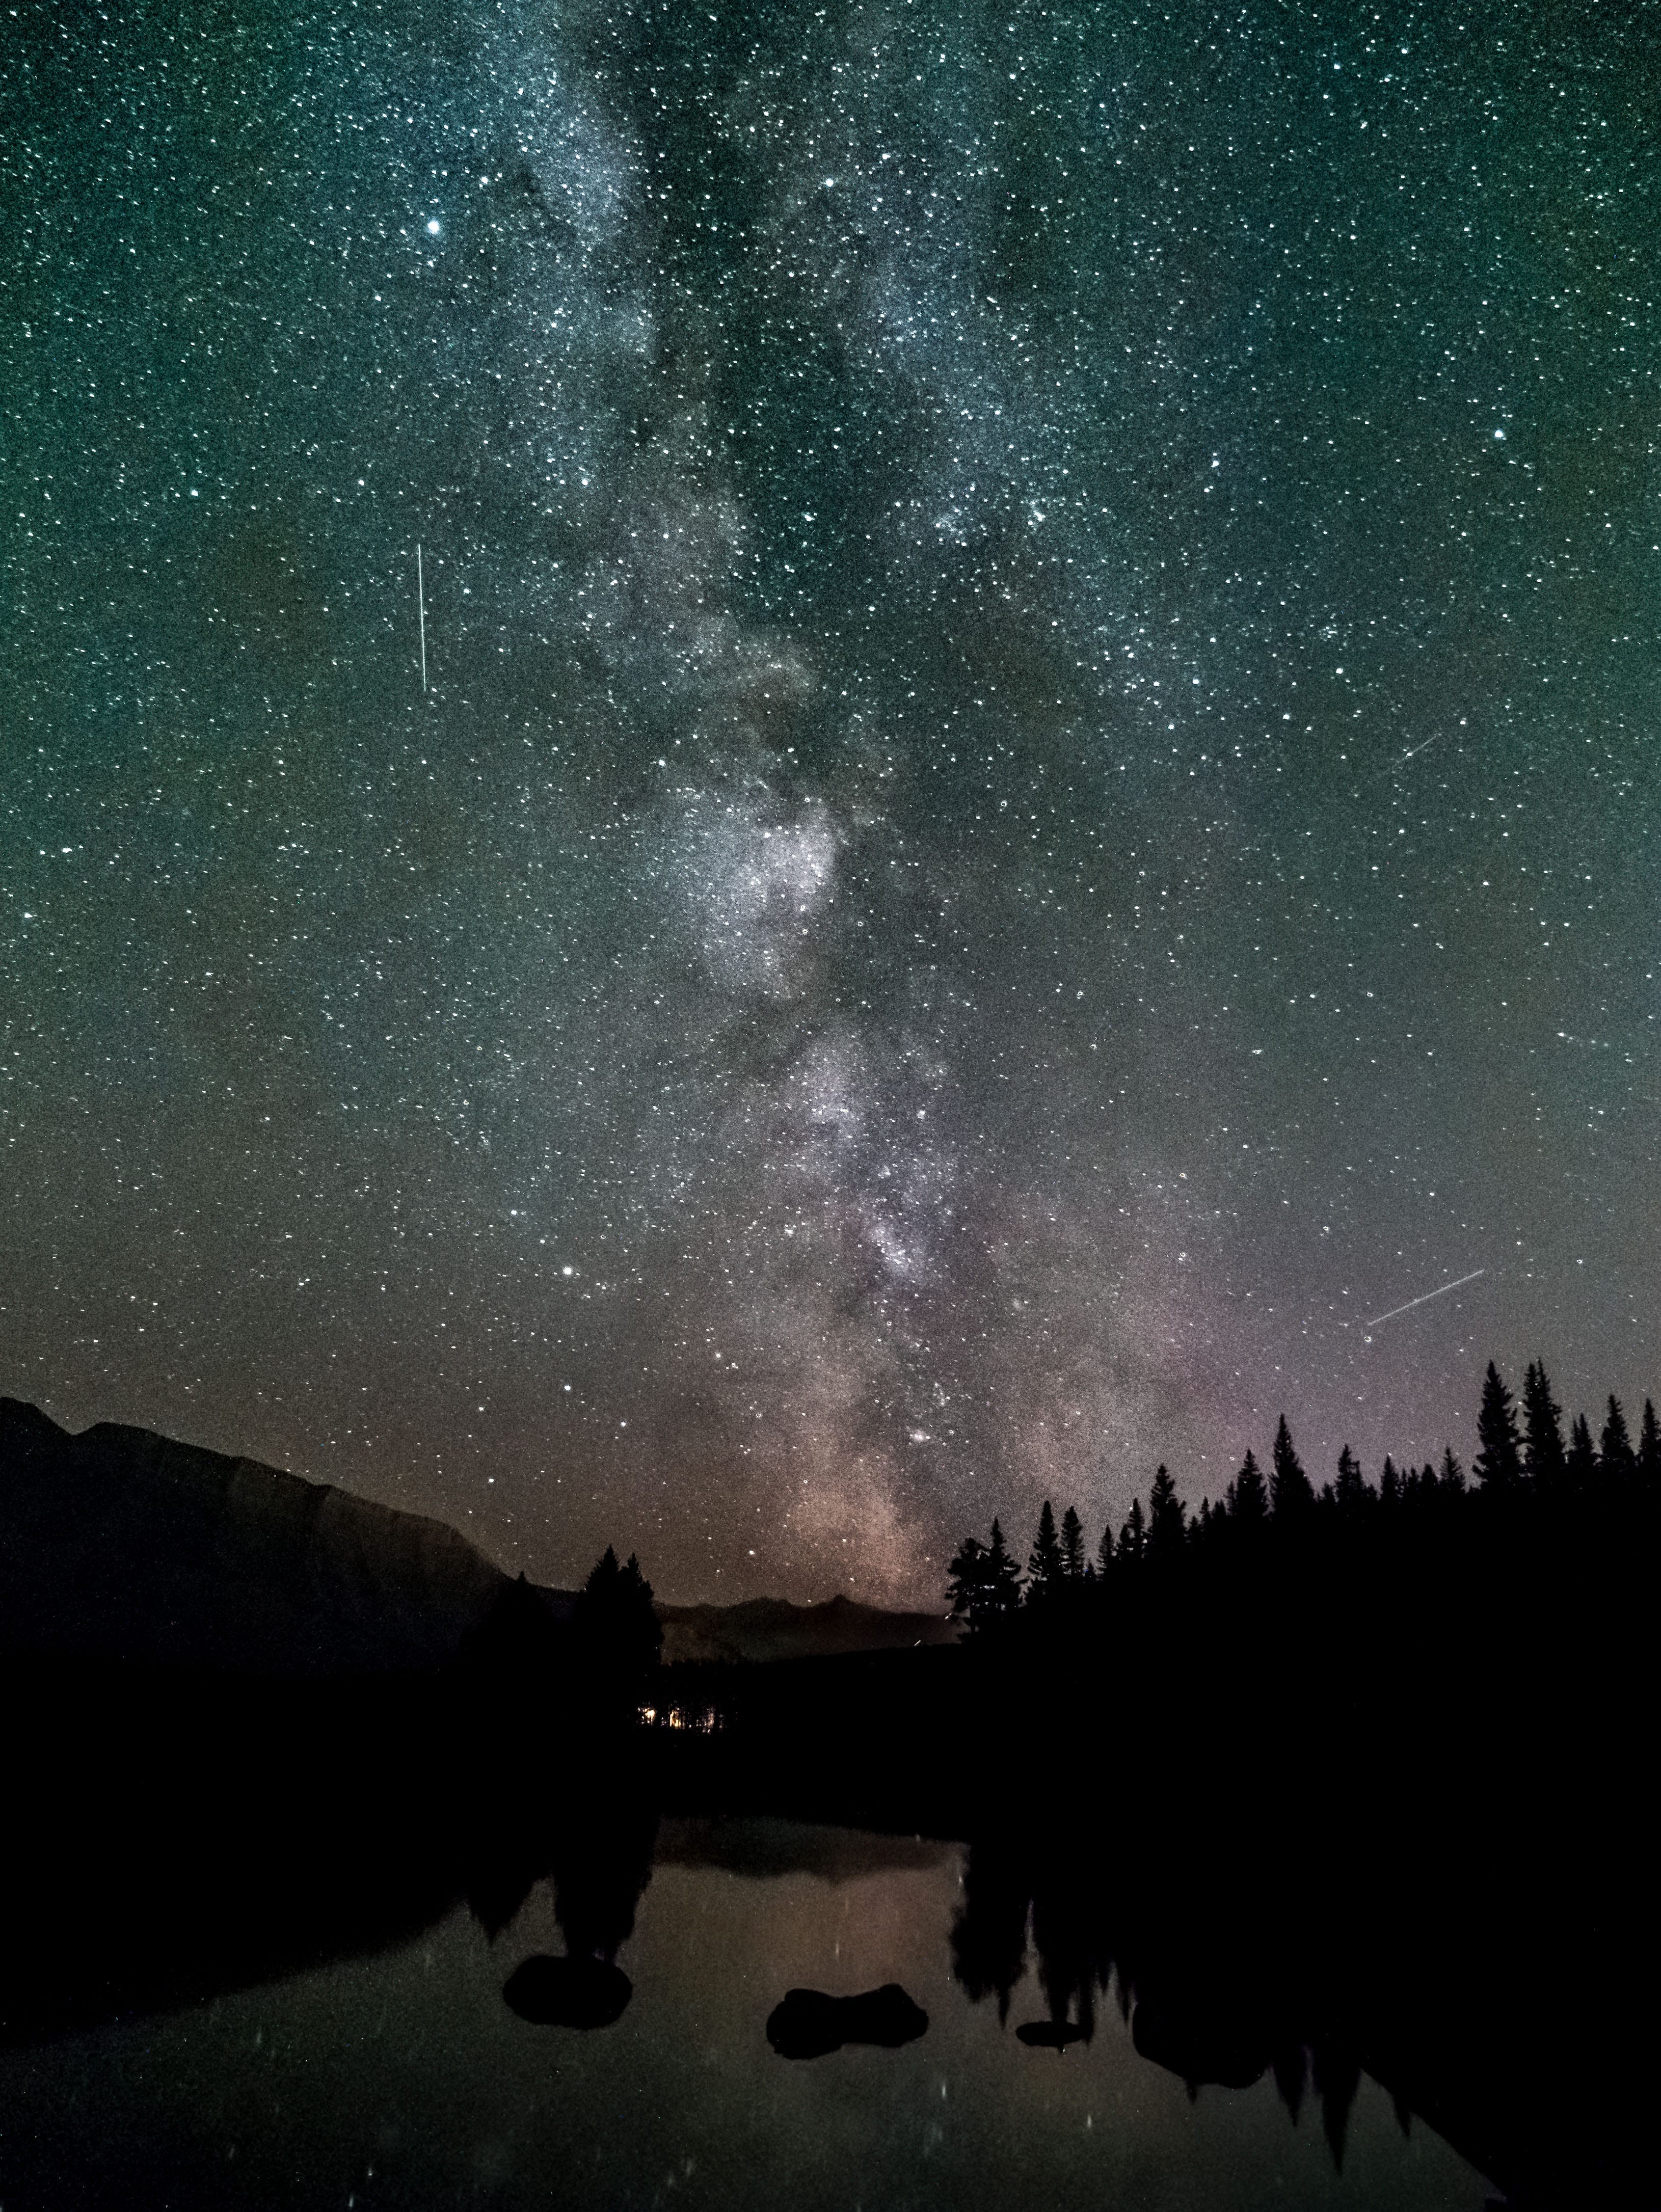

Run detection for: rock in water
[[1015, 2019, 1090, 2049], [502, 1955, 632, 2030], [766, 1983, 928, 2059]]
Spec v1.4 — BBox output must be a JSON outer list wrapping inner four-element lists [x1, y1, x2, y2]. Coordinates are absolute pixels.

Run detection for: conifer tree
[[1059, 1504, 1087, 1579], [1600, 1395, 1637, 1479], [984, 1519, 1023, 1616], [1334, 1445, 1368, 1512], [573, 1547, 663, 1685], [1640, 1400, 1661, 1483], [946, 1535, 991, 1633], [1118, 1496, 1146, 1561], [1565, 1414, 1597, 1488], [1146, 1465, 1186, 1562], [1521, 1360, 1568, 1487], [1439, 1445, 1466, 1493], [1026, 1500, 1064, 1603], [1474, 1363, 1523, 1490], [1379, 1455, 1402, 1511], [1095, 1521, 1114, 1578], [1270, 1416, 1315, 1520], [1228, 1449, 1269, 1527]]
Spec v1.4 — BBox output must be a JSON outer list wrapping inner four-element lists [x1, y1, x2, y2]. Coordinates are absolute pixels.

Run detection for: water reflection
[[0, 1791, 1628, 2210]]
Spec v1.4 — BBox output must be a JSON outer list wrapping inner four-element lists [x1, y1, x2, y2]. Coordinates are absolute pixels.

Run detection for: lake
[[0, 1816, 1493, 2210]]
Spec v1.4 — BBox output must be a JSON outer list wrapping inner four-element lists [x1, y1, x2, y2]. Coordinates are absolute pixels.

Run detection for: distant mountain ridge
[[1, 1396, 952, 1679], [0, 1397, 510, 1676], [526, 1587, 956, 1666], [654, 1593, 956, 1666]]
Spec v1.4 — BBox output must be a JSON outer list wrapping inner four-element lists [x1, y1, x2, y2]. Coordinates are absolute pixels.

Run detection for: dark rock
[[1016, 2018, 1090, 2049], [503, 1955, 632, 2030], [766, 1983, 928, 2059]]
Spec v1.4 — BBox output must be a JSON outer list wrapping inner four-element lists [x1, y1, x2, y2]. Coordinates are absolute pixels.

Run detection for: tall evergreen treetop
[[1027, 1500, 1064, 1602], [1640, 1400, 1661, 1482], [1334, 1446, 1369, 1511], [1059, 1505, 1087, 1579], [573, 1546, 662, 1680], [1270, 1416, 1315, 1520], [1474, 1362, 1524, 1490], [985, 1518, 1024, 1616], [1095, 1521, 1114, 1577], [1600, 1396, 1637, 1478], [1521, 1360, 1568, 1487], [946, 1535, 990, 1631], [1229, 1449, 1269, 1526], [1146, 1465, 1187, 1561], [1118, 1496, 1146, 1560], [1439, 1445, 1466, 1493], [1566, 1414, 1598, 1488]]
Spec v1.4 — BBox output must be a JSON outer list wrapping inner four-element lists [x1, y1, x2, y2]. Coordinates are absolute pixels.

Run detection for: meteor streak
[[1364, 1268, 1486, 1332], [416, 541, 427, 693]]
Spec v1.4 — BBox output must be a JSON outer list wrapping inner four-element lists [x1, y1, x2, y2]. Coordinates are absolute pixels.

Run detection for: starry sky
[[3, 0, 1657, 1604]]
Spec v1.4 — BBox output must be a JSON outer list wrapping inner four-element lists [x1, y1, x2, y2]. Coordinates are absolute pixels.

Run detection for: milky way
[[3, 0, 1657, 1601]]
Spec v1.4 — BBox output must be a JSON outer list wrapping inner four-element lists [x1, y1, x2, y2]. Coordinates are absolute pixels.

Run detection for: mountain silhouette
[[0, 1396, 512, 1676], [655, 1593, 955, 1666]]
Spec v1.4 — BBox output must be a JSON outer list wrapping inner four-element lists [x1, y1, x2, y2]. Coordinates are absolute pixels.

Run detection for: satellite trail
[[1364, 1268, 1485, 1332], [1378, 733, 1440, 778], [417, 542, 427, 693]]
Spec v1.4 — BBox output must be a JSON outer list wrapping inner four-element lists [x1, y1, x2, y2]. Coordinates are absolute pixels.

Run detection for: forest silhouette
[[945, 1358, 1660, 1643], [3, 1357, 1651, 2206]]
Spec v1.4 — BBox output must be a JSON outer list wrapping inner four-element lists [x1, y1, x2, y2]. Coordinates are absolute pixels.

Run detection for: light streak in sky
[[1378, 733, 1439, 778], [1364, 1268, 1486, 1332], [417, 542, 427, 693]]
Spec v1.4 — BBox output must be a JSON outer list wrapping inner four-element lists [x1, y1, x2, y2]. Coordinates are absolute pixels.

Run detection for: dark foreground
[[2, 1623, 1651, 2212]]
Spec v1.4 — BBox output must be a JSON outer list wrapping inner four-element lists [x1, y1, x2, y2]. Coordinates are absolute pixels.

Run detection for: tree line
[[946, 1359, 1661, 1635]]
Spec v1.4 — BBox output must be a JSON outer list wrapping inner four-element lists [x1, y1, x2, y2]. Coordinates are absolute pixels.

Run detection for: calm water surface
[[0, 1821, 1492, 2211]]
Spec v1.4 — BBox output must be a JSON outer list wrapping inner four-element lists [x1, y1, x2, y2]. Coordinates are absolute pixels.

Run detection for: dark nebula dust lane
[[3, 0, 1657, 1601]]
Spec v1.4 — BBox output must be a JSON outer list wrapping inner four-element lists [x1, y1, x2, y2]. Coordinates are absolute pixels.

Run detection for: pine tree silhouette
[[1228, 1449, 1269, 1527], [1640, 1400, 1661, 1482], [1566, 1413, 1597, 1488], [1600, 1395, 1637, 1479], [1095, 1521, 1114, 1577], [946, 1535, 990, 1632], [985, 1518, 1024, 1617], [1380, 1455, 1402, 1512], [1474, 1363, 1523, 1490], [1270, 1416, 1315, 1520], [1334, 1445, 1369, 1512], [1146, 1465, 1187, 1562], [1027, 1501, 1065, 1604], [573, 1546, 662, 1689], [1059, 1505, 1087, 1579], [1439, 1445, 1466, 1492], [1521, 1360, 1568, 1486], [1118, 1496, 1146, 1561]]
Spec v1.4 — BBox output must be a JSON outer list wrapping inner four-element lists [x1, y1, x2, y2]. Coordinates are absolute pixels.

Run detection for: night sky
[[3, 0, 1657, 1604]]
